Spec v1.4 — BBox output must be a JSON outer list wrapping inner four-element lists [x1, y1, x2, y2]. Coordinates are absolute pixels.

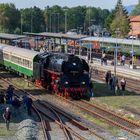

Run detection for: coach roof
[[0, 43, 39, 60]]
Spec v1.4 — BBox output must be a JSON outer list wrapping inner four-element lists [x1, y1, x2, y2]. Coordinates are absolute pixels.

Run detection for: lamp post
[[52, 13, 56, 32], [131, 29, 134, 69], [57, 13, 60, 33], [78, 27, 83, 57], [89, 19, 96, 63], [101, 28, 106, 56], [31, 11, 33, 33], [132, 36, 134, 69], [87, 27, 92, 63], [89, 30, 92, 63], [50, 13, 55, 33], [114, 28, 120, 78]]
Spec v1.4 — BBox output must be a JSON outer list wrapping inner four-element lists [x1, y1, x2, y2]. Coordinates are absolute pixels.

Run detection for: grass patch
[[79, 112, 119, 135], [9, 78, 38, 90], [92, 81, 140, 110], [0, 124, 17, 136]]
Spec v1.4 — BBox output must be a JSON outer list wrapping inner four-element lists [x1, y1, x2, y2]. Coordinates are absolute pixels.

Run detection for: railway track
[[0, 72, 106, 140], [35, 100, 102, 140], [54, 95, 140, 139], [1, 68, 140, 139], [39, 100, 106, 140]]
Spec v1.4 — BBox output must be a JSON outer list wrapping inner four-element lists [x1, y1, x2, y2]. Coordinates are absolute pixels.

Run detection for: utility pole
[[79, 27, 82, 57], [57, 13, 60, 33], [65, 12, 67, 33], [131, 29, 134, 69], [52, 13, 55, 32], [49, 13, 51, 32], [20, 13, 23, 35], [31, 11, 33, 33]]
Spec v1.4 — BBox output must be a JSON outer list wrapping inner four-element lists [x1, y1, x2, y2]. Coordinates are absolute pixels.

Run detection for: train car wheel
[[64, 91, 69, 99], [81, 90, 90, 101]]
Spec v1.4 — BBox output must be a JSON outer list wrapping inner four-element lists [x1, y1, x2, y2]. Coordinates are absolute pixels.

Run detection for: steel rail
[[55, 95, 140, 138]]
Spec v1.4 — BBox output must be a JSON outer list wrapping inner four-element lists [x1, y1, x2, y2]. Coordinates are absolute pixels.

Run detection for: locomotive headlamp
[[65, 81, 68, 84], [73, 63, 76, 66], [82, 82, 85, 84]]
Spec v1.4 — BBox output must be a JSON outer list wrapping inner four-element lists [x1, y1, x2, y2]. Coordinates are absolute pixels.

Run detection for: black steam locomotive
[[34, 52, 90, 99]]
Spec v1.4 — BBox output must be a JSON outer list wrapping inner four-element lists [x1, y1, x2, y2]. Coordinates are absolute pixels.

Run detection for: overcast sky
[[0, 0, 138, 9]]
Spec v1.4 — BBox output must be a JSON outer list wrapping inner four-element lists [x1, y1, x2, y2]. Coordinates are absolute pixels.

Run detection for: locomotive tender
[[0, 43, 90, 99]]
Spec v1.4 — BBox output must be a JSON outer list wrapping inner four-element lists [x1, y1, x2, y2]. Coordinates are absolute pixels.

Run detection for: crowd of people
[[0, 85, 33, 130], [101, 51, 137, 68], [105, 70, 126, 95]]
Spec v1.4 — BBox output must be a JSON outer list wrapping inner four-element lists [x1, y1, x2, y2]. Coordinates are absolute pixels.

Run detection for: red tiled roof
[[130, 15, 140, 22], [128, 16, 137, 20]]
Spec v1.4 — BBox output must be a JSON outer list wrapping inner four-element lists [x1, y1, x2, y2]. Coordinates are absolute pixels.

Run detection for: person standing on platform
[[105, 70, 111, 86], [120, 77, 126, 92], [121, 54, 126, 66], [12, 97, 21, 116], [101, 51, 106, 65], [119, 55, 122, 65]]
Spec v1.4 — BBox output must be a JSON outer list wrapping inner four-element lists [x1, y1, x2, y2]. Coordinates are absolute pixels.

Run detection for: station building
[[128, 15, 140, 38]]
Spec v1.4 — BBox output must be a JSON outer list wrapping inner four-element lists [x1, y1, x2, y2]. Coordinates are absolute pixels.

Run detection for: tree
[[67, 6, 86, 31], [104, 10, 115, 31], [131, 0, 140, 15], [21, 6, 45, 33], [32, 6, 45, 32], [110, 0, 130, 37], [85, 7, 98, 28], [99, 9, 110, 27], [0, 3, 20, 33], [14, 27, 21, 34]]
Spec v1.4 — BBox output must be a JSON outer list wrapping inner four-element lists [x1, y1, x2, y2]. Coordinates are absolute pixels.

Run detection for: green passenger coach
[[0, 44, 39, 76]]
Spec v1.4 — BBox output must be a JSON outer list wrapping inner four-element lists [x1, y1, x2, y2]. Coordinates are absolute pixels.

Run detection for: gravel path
[[0, 103, 43, 140]]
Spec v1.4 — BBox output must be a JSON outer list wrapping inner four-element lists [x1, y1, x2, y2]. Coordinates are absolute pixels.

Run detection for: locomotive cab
[[33, 52, 50, 86]]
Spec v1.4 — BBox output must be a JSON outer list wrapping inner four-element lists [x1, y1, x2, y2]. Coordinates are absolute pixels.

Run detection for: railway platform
[[85, 57, 140, 80]]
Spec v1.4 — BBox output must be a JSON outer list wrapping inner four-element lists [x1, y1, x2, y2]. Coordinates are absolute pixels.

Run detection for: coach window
[[23, 59, 28, 67], [29, 61, 32, 68], [3, 53, 9, 60], [18, 58, 22, 65], [23, 59, 32, 68]]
